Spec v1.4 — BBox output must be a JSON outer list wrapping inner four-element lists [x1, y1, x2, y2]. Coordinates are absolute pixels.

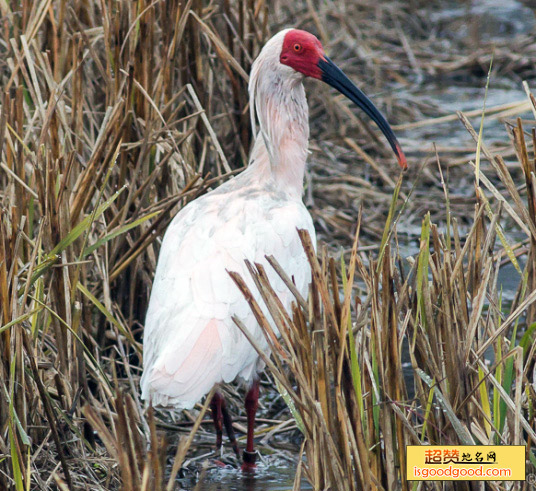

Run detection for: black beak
[[318, 56, 407, 170]]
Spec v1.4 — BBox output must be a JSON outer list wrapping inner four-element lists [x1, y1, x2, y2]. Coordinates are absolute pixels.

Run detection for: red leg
[[211, 392, 240, 459], [210, 392, 224, 450], [221, 404, 240, 457], [241, 379, 260, 472]]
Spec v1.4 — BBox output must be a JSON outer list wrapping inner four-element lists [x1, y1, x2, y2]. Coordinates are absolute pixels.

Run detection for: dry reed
[[1, 1, 536, 490], [232, 114, 536, 490]]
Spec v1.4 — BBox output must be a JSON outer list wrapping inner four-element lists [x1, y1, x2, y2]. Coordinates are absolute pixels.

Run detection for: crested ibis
[[140, 28, 406, 471]]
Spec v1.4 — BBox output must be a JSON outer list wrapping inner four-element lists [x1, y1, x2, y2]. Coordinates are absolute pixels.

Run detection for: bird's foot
[[209, 444, 241, 469], [230, 439, 240, 459], [241, 450, 257, 472], [212, 442, 223, 457]]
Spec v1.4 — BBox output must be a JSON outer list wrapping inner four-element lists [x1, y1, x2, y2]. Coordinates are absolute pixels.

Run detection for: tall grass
[[0, 1, 266, 488], [233, 115, 536, 490], [1, 1, 536, 490]]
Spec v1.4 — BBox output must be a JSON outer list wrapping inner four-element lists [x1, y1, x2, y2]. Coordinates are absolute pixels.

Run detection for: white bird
[[140, 28, 406, 471]]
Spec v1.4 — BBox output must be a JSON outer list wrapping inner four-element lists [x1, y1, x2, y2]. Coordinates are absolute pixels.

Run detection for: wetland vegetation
[[0, 1, 535, 489]]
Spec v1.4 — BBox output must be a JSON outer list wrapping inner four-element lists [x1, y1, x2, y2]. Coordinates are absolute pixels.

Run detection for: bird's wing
[[140, 191, 314, 409]]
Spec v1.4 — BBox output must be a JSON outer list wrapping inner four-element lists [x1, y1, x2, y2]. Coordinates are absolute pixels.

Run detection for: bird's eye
[[293, 43, 302, 52]]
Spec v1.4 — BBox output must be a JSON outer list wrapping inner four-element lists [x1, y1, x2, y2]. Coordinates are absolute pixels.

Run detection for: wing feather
[[140, 187, 315, 409]]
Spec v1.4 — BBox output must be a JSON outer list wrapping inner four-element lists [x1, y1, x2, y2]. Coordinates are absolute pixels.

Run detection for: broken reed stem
[[0, 1, 267, 489], [1, 1, 536, 490], [234, 119, 536, 489]]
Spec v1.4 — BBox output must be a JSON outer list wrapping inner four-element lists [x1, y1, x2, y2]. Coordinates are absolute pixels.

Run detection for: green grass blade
[[416, 212, 431, 331], [340, 255, 364, 419], [478, 367, 492, 438], [417, 369, 474, 444], [22, 186, 127, 295], [420, 384, 435, 442], [49, 185, 126, 258], [82, 210, 161, 258], [76, 282, 140, 352], [275, 378, 304, 434], [376, 173, 403, 272], [8, 357, 24, 491], [0, 308, 43, 335]]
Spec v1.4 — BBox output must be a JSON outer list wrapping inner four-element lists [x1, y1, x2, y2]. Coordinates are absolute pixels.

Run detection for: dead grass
[[0, 1, 267, 488], [234, 114, 536, 490], [0, 1, 535, 490]]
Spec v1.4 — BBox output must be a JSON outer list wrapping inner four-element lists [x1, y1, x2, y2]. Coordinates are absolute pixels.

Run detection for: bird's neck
[[249, 75, 309, 200]]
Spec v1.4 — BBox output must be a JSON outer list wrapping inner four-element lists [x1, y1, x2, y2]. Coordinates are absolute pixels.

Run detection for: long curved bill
[[318, 56, 407, 170]]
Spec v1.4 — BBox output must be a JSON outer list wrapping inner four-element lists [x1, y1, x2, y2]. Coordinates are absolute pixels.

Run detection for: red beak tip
[[395, 144, 407, 170]]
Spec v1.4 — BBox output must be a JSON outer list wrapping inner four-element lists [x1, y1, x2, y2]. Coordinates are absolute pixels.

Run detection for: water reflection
[[180, 458, 312, 491]]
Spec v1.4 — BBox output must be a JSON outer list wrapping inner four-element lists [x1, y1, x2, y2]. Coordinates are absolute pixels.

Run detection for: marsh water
[[181, 460, 312, 490], [183, 1, 535, 489]]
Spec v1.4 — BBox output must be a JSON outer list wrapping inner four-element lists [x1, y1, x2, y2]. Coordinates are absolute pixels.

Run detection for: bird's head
[[279, 29, 325, 79], [278, 29, 407, 170]]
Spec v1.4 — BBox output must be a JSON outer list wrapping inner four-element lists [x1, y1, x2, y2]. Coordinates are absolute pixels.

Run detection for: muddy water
[[184, 1, 534, 489]]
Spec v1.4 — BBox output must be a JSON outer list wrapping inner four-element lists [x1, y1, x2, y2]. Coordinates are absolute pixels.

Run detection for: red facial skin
[[280, 29, 408, 171], [280, 30, 326, 79]]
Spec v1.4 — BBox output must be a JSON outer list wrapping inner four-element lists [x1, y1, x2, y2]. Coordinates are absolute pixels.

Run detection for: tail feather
[[141, 320, 223, 408]]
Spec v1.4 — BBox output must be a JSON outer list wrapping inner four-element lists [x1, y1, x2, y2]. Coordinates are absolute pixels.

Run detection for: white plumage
[[140, 27, 406, 421], [140, 30, 315, 409]]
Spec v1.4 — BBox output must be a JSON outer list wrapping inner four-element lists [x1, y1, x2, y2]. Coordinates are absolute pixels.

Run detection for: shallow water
[[190, 465, 310, 490], [398, 84, 529, 154], [398, 0, 535, 154], [429, 0, 535, 41], [179, 458, 312, 490]]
